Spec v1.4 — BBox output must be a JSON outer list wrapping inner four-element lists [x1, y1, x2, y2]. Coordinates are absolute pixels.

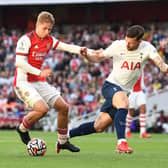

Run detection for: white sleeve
[[103, 40, 119, 58], [16, 55, 41, 75], [15, 35, 41, 75], [55, 41, 81, 55], [52, 36, 60, 50], [16, 35, 31, 55], [148, 43, 160, 59]]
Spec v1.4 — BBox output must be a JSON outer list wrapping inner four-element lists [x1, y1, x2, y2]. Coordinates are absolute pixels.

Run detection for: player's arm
[[52, 36, 82, 55], [80, 48, 105, 63], [16, 55, 52, 77], [80, 41, 115, 63], [16, 55, 41, 75], [52, 38, 104, 62], [16, 35, 51, 77], [148, 43, 168, 73], [15, 35, 41, 75], [152, 56, 168, 73]]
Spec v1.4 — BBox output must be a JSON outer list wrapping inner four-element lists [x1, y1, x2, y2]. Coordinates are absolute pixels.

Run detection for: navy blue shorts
[[100, 81, 123, 119]]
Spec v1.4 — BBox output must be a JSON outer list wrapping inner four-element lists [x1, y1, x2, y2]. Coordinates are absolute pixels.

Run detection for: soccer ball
[[27, 138, 47, 156]]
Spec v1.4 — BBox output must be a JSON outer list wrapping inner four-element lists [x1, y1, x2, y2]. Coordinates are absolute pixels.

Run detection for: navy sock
[[114, 108, 128, 139], [69, 121, 96, 138]]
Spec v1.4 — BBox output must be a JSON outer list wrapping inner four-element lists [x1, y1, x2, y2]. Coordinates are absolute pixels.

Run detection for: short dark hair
[[126, 25, 145, 41]]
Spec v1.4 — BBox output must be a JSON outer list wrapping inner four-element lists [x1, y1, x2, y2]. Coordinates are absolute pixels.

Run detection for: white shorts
[[14, 81, 60, 108], [128, 91, 146, 109]]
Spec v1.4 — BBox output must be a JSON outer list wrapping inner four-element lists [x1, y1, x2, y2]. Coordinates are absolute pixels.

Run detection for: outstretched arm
[[152, 56, 168, 73], [80, 48, 105, 63], [56, 41, 82, 55]]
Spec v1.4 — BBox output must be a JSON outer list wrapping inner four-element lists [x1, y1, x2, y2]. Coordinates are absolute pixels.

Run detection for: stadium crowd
[[0, 22, 168, 129]]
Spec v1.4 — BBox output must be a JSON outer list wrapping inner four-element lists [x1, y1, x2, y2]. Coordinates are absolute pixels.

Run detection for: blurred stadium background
[[1, 0, 168, 134]]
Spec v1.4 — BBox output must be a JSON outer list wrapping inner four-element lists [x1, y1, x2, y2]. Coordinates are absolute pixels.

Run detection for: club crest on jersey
[[121, 61, 141, 70], [34, 45, 39, 49]]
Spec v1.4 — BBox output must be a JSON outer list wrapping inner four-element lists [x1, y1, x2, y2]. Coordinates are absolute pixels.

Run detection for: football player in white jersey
[[126, 73, 151, 138], [69, 25, 168, 154], [14, 11, 87, 153]]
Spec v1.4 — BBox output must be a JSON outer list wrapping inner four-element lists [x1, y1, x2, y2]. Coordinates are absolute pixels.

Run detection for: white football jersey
[[103, 40, 159, 91]]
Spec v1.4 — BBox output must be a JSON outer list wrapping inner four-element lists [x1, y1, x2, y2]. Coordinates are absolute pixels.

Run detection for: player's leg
[[53, 96, 80, 153], [137, 91, 151, 138], [69, 81, 115, 138], [69, 112, 112, 138], [112, 91, 133, 153], [139, 104, 151, 138], [37, 82, 80, 153], [69, 81, 113, 138], [15, 83, 49, 145], [125, 92, 136, 138], [125, 108, 134, 138]]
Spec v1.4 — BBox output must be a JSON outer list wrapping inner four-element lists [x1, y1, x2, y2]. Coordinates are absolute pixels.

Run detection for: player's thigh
[[102, 81, 127, 109], [34, 82, 61, 108], [14, 82, 44, 109], [113, 91, 129, 109], [94, 112, 113, 132]]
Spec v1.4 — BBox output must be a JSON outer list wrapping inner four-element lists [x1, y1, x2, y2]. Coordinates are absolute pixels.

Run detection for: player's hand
[[40, 69, 52, 78], [80, 47, 87, 57]]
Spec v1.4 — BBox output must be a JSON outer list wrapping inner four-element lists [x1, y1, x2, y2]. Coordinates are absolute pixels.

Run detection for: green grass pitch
[[0, 130, 167, 168]]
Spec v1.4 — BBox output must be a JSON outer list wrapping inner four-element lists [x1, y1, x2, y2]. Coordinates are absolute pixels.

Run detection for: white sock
[[19, 123, 28, 132], [126, 113, 133, 133], [140, 113, 146, 134], [57, 128, 68, 144], [58, 133, 68, 144], [118, 139, 127, 145]]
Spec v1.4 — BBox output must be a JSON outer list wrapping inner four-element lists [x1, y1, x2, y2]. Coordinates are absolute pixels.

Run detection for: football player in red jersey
[[126, 73, 151, 138], [14, 11, 85, 153]]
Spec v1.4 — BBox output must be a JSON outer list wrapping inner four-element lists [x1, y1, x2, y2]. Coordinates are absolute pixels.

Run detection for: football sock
[[117, 139, 127, 145], [58, 128, 68, 144], [125, 113, 133, 133], [115, 108, 128, 139], [140, 113, 146, 134], [19, 123, 28, 132], [19, 117, 30, 132], [69, 121, 96, 138]]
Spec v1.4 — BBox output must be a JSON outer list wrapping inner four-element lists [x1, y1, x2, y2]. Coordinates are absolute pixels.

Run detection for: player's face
[[36, 22, 53, 39], [125, 37, 141, 51]]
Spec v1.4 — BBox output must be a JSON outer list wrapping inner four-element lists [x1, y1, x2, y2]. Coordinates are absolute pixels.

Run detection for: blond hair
[[37, 11, 55, 25]]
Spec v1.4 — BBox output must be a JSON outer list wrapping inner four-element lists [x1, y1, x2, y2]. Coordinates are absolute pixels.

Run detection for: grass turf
[[0, 130, 167, 168]]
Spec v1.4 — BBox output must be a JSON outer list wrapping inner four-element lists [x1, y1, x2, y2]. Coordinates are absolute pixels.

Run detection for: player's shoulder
[[109, 40, 125, 48], [17, 34, 31, 47], [113, 39, 124, 45], [140, 40, 155, 49], [18, 33, 31, 42]]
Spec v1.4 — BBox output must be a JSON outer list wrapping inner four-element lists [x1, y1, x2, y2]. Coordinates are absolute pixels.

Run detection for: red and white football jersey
[[14, 31, 59, 85]]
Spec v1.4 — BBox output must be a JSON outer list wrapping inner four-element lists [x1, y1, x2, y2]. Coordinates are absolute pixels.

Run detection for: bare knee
[[54, 96, 69, 115], [94, 123, 105, 133], [139, 104, 146, 114], [40, 105, 49, 117], [57, 103, 69, 116], [33, 100, 49, 117]]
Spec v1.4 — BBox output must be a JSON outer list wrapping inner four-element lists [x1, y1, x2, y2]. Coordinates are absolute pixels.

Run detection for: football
[[27, 138, 47, 156]]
